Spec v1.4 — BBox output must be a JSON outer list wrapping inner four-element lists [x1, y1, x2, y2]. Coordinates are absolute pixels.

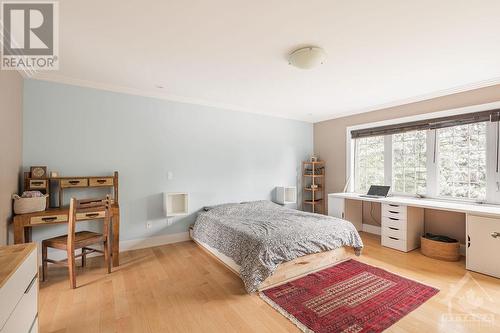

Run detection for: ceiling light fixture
[[288, 46, 326, 69]]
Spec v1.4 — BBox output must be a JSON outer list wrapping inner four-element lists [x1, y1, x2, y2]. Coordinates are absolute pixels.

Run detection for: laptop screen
[[367, 185, 391, 197]]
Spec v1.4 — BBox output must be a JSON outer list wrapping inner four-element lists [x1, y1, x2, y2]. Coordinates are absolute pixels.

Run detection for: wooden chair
[[41, 196, 112, 288]]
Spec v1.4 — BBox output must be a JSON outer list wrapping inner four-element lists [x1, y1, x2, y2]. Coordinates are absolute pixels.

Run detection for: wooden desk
[[12, 203, 120, 267]]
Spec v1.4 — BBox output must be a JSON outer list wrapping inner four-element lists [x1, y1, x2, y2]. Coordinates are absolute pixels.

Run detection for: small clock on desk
[[30, 166, 47, 179]]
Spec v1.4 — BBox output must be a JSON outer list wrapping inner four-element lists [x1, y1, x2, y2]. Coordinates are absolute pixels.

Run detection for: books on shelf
[[304, 166, 325, 175]]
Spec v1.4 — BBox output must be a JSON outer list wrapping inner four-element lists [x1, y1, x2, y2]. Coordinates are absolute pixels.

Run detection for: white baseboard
[[35, 232, 191, 264], [361, 224, 381, 235], [119, 231, 190, 252]]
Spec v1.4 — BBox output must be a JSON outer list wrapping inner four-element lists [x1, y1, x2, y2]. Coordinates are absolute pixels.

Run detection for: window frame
[[346, 101, 500, 204]]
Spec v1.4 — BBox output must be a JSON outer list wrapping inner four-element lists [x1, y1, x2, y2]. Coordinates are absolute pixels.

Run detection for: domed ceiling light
[[288, 46, 326, 69]]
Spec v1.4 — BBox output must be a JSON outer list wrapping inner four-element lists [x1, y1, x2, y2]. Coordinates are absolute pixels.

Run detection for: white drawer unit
[[382, 226, 406, 239], [382, 215, 407, 231], [381, 235, 407, 251], [380, 204, 424, 252], [0, 244, 38, 333], [382, 203, 407, 220], [466, 214, 500, 278]]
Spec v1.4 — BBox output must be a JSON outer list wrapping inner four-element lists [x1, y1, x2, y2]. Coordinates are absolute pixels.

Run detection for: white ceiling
[[32, 0, 500, 122]]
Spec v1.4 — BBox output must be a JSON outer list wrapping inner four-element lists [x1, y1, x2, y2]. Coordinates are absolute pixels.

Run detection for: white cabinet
[[0, 244, 38, 333], [381, 203, 424, 252], [328, 195, 345, 219], [466, 214, 500, 278], [327, 196, 363, 231]]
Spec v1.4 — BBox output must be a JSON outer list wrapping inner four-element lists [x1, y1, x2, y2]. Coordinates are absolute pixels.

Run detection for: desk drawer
[[382, 226, 406, 239], [1, 277, 38, 333], [382, 203, 407, 220], [28, 179, 47, 189], [30, 214, 67, 224], [76, 211, 105, 220], [0, 250, 37, 329], [382, 216, 407, 230], [29, 317, 38, 333], [381, 235, 407, 252], [60, 178, 88, 188], [89, 177, 114, 187]]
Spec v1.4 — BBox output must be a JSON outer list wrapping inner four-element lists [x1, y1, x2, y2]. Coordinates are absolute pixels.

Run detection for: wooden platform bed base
[[191, 237, 351, 291]]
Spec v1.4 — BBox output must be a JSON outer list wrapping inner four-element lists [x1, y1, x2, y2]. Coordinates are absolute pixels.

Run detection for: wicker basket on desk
[[13, 194, 48, 214]]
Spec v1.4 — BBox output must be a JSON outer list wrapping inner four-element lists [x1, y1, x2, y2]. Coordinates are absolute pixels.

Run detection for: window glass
[[354, 136, 385, 193], [392, 130, 427, 194], [438, 122, 487, 200]]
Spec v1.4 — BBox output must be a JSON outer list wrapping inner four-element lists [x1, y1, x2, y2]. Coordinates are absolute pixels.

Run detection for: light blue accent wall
[[23, 79, 313, 243]]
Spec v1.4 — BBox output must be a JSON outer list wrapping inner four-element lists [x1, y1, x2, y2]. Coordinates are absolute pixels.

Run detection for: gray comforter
[[192, 200, 363, 292]]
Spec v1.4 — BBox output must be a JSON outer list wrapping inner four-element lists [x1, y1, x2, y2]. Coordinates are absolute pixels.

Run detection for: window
[[354, 136, 384, 193], [392, 130, 427, 194], [438, 122, 487, 200], [349, 108, 498, 203]]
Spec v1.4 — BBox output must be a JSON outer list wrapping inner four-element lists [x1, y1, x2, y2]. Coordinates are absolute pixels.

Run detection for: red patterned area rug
[[260, 259, 438, 333]]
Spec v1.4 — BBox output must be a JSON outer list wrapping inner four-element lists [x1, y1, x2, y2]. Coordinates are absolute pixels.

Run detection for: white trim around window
[[345, 101, 500, 204]]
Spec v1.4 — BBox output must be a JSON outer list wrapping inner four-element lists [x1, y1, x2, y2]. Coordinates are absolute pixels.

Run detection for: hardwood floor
[[39, 232, 500, 333]]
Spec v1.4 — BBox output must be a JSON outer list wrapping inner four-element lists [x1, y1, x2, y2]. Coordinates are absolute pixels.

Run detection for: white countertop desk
[[328, 192, 500, 278], [329, 192, 500, 217]]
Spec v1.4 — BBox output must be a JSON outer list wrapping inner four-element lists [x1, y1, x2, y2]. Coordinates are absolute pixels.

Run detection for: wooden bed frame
[[190, 228, 351, 291]]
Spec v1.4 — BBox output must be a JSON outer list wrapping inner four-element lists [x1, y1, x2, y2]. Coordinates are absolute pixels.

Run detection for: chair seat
[[43, 231, 105, 250]]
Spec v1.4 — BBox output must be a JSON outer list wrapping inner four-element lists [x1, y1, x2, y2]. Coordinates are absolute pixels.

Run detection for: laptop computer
[[360, 185, 391, 198]]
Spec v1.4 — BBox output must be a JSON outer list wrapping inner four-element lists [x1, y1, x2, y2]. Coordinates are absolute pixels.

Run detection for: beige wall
[[314, 84, 500, 240], [0, 71, 23, 246]]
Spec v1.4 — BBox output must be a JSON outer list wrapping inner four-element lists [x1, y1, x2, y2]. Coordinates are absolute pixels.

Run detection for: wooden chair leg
[[42, 243, 48, 282], [81, 248, 86, 267], [103, 239, 111, 274], [67, 248, 76, 289], [107, 238, 112, 274]]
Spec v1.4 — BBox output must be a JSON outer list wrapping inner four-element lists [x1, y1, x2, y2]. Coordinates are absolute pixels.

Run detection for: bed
[[191, 200, 363, 293]]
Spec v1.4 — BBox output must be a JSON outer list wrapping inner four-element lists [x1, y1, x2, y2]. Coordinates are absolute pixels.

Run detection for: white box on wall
[[164, 192, 188, 216], [275, 186, 297, 204]]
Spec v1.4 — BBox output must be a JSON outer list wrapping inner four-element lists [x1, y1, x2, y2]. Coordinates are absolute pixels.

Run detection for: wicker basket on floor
[[420, 236, 460, 261]]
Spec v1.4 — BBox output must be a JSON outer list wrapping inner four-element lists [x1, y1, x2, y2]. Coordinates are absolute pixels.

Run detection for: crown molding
[[312, 77, 500, 123], [28, 73, 309, 122], [28, 73, 500, 124]]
